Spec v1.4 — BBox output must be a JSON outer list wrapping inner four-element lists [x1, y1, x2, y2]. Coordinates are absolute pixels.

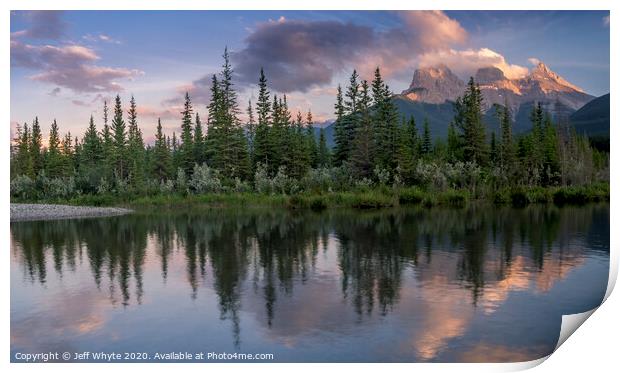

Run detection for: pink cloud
[[11, 39, 143, 93], [418, 48, 530, 80]]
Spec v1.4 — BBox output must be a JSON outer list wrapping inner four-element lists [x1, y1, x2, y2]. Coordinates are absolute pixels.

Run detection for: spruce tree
[[45, 119, 63, 178], [332, 85, 347, 165], [253, 69, 273, 171], [127, 95, 145, 189], [350, 79, 374, 178], [111, 94, 127, 180], [179, 92, 194, 174], [422, 118, 432, 155], [317, 127, 330, 167], [153, 118, 172, 181], [194, 113, 205, 165], [305, 110, 318, 167], [30, 117, 43, 176], [454, 77, 487, 165]]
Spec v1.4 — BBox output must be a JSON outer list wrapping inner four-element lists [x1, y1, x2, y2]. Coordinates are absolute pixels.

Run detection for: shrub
[[159, 179, 175, 194], [10, 175, 36, 200], [301, 167, 332, 193], [189, 163, 222, 194], [175, 168, 188, 194]]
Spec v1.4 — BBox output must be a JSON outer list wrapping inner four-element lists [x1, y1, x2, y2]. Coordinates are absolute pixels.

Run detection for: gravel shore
[[10, 203, 133, 222]]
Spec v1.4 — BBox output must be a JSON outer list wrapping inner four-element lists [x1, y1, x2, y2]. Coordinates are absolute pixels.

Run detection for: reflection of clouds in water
[[10, 205, 609, 362], [11, 288, 110, 353], [457, 342, 545, 363]]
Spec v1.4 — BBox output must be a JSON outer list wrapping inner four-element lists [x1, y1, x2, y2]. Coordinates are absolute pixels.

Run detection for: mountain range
[[317, 62, 608, 146]]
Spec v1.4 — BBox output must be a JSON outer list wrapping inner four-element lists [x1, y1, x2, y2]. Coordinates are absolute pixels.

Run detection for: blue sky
[[10, 10, 610, 142]]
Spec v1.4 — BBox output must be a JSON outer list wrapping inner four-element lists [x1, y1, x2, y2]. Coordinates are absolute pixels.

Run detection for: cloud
[[418, 48, 530, 80], [603, 15, 610, 27], [232, 11, 467, 92], [11, 11, 67, 40], [83, 33, 122, 44], [71, 99, 90, 107], [164, 74, 214, 107], [48, 87, 61, 96], [527, 57, 541, 66], [11, 40, 143, 93]]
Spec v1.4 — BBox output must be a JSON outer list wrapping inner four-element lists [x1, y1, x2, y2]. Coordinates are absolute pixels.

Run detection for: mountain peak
[[400, 62, 592, 110], [527, 61, 585, 93], [401, 65, 464, 104]]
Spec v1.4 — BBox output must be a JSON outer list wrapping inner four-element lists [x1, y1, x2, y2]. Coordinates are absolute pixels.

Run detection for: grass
[[12, 183, 609, 211]]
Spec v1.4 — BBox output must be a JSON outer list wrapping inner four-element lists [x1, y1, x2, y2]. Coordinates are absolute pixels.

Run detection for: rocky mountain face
[[400, 62, 594, 112]]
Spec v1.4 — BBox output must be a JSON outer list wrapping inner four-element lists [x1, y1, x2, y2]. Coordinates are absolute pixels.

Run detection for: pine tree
[[81, 115, 103, 166], [333, 85, 347, 165], [447, 121, 461, 161], [454, 77, 487, 165], [13, 122, 33, 178], [127, 95, 145, 189], [179, 92, 195, 174], [193, 113, 205, 165], [45, 119, 63, 178], [422, 119, 432, 155], [30, 117, 43, 176], [101, 100, 114, 178], [305, 110, 318, 167], [153, 118, 172, 181], [208, 48, 250, 179], [111, 94, 127, 180], [61, 131, 74, 176], [246, 100, 256, 161], [350, 79, 374, 178], [253, 68, 273, 171], [317, 127, 330, 167]]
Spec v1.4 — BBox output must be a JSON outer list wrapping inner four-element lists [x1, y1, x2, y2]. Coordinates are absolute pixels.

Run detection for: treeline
[[10, 48, 608, 202]]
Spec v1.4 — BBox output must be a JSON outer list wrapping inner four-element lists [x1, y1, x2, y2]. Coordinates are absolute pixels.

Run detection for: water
[[10, 204, 609, 363]]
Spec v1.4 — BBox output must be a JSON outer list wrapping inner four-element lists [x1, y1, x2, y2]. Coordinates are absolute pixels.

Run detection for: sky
[[10, 10, 610, 143]]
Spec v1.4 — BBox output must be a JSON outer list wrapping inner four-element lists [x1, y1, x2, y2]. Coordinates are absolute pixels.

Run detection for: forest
[[10, 49, 609, 209]]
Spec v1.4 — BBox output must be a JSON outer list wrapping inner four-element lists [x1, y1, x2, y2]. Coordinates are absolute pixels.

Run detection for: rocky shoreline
[[10, 203, 133, 222]]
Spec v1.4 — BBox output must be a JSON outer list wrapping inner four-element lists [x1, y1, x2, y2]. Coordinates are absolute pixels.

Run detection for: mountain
[[400, 62, 593, 112], [317, 63, 603, 148], [569, 93, 610, 137]]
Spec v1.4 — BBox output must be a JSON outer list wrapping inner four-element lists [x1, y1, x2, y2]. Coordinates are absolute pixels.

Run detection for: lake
[[10, 204, 609, 363]]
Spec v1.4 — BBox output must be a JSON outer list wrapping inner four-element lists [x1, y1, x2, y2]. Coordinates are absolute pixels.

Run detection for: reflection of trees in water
[[11, 204, 606, 342]]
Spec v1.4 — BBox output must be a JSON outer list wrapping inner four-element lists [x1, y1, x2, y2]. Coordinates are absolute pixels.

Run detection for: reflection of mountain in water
[[10, 205, 609, 361]]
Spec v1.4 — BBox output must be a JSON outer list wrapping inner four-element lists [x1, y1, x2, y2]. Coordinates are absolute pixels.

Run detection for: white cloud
[[418, 48, 530, 80]]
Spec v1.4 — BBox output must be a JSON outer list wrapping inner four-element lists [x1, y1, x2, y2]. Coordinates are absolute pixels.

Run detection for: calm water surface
[[10, 204, 609, 362]]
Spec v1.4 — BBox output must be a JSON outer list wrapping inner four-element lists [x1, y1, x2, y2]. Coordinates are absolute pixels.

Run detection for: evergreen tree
[[193, 113, 205, 165], [45, 119, 63, 178], [13, 123, 33, 178], [317, 127, 330, 167], [127, 95, 145, 189], [422, 118, 432, 155], [208, 48, 250, 179], [447, 121, 461, 161], [253, 68, 273, 171], [111, 94, 127, 180], [332, 85, 347, 165], [81, 115, 103, 166], [350, 79, 374, 178], [454, 77, 487, 165], [30, 117, 43, 176], [153, 118, 172, 180], [246, 100, 256, 160], [179, 92, 195, 174], [305, 110, 318, 167], [101, 100, 114, 178]]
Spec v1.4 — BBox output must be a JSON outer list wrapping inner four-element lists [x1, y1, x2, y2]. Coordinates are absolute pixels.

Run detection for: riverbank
[[10, 203, 133, 222], [11, 183, 609, 211]]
